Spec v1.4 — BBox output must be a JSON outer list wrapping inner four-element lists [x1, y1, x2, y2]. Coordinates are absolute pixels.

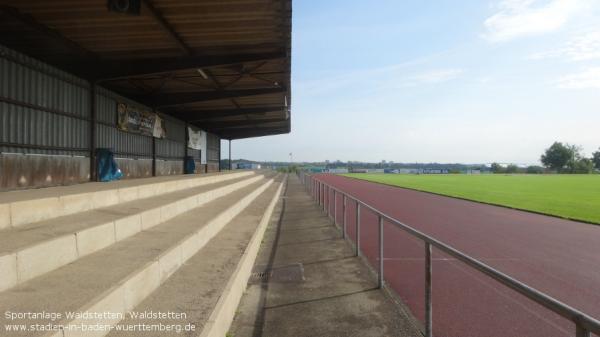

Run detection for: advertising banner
[[187, 127, 207, 164], [117, 103, 166, 138], [187, 127, 203, 150]]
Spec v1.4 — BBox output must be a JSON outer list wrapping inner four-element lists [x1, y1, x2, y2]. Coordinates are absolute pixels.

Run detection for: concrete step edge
[[46, 177, 276, 337], [0, 174, 264, 293], [200, 174, 286, 337], [1, 171, 254, 229]]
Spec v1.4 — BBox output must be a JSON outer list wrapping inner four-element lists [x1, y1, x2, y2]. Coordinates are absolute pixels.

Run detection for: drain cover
[[250, 263, 305, 283]]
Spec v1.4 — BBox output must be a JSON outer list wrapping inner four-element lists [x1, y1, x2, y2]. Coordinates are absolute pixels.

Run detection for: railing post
[[316, 181, 318, 203], [319, 182, 322, 206], [326, 185, 329, 215], [378, 215, 384, 288], [576, 326, 590, 337], [342, 195, 347, 239], [333, 190, 337, 225], [328, 187, 332, 217], [324, 185, 327, 213], [327, 186, 330, 215], [323, 183, 329, 216], [328, 186, 331, 217], [356, 202, 360, 257], [425, 242, 432, 337], [327, 185, 331, 218], [321, 182, 324, 209], [324, 184, 326, 211]]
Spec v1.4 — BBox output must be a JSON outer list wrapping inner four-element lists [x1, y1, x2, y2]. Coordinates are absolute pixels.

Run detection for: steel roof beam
[[138, 87, 285, 107], [198, 118, 285, 129], [142, 0, 192, 56], [170, 106, 285, 121], [220, 127, 289, 140], [94, 52, 285, 81]]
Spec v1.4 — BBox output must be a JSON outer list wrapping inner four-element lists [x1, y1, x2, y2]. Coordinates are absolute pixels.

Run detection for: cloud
[[293, 57, 434, 97], [557, 67, 600, 89], [529, 30, 600, 61], [405, 69, 464, 85], [295, 57, 463, 97], [483, 0, 586, 42]]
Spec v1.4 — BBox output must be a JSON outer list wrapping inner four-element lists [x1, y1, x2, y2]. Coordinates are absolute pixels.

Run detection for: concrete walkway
[[230, 175, 421, 337]]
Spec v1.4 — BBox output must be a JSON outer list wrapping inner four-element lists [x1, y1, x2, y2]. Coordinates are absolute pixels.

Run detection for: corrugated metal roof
[[0, 0, 292, 139]]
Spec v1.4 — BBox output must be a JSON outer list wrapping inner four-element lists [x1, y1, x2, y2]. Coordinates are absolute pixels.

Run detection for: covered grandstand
[[0, 0, 291, 190]]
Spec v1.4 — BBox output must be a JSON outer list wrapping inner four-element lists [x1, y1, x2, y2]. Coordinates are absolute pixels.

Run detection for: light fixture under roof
[[196, 68, 208, 80]]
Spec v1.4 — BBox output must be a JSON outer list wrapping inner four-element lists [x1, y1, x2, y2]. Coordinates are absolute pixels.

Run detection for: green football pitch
[[342, 173, 600, 225]]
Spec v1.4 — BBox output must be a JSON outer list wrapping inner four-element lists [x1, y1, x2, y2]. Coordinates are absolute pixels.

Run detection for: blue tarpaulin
[[96, 148, 123, 182], [184, 156, 196, 174]]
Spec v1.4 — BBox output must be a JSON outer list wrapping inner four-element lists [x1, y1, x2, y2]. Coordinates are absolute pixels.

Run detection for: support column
[[89, 82, 97, 181], [229, 139, 232, 170], [184, 123, 189, 174], [218, 138, 221, 172], [152, 137, 156, 177], [151, 108, 157, 177]]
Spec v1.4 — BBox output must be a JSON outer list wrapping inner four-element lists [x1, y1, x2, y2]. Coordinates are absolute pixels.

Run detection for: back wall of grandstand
[[0, 44, 221, 191]]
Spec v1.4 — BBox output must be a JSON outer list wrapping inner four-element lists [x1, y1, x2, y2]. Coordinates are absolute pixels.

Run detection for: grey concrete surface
[[0, 177, 274, 337], [0, 171, 254, 230], [0, 174, 264, 293], [230, 175, 422, 337], [0, 171, 251, 204], [0, 174, 259, 254], [106, 176, 284, 337]]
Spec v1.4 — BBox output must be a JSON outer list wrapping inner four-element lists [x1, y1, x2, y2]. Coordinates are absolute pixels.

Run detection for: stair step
[[0, 173, 263, 292], [106, 176, 284, 337], [0, 171, 254, 230], [0, 175, 278, 337]]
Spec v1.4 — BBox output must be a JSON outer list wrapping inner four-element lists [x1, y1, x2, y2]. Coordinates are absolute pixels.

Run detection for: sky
[[223, 0, 600, 165]]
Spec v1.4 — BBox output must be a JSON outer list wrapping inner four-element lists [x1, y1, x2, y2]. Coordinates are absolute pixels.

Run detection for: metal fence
[[297, 171, 600, 337]]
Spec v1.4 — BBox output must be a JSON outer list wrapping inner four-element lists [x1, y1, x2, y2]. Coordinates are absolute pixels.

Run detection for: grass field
[[342, 173, 600, 225]]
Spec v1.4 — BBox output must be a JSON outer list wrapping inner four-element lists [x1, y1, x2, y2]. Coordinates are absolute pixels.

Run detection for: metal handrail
[[297, 170, 600, 337]]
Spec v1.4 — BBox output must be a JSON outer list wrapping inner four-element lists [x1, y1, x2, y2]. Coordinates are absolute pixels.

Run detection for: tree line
[[492, 142, 600, 174]]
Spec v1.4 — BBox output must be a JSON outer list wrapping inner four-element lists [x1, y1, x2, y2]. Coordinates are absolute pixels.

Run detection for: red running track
[[314, 174, 600, 337]]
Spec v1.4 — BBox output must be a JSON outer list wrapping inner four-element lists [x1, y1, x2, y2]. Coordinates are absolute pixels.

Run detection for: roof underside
[[0, 0, 292, 140]]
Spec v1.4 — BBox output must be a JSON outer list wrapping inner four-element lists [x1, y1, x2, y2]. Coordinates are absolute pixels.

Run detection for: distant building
[[399, 168, 419, 174], [328, 168, 349, 174], [235, 163, 261, 170], [308, 166, 326, 173], [422, 169, 449, 174]]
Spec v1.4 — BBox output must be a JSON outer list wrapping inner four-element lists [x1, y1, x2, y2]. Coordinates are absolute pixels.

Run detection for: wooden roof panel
[[0, 0, 291, 139]]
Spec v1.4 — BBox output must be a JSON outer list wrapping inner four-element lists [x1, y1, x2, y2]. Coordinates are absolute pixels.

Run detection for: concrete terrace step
[[0, 173, 264, 292], [0, 171, 254, 230], [0, 174, 279, 337], [106, 175, 284, 337]]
